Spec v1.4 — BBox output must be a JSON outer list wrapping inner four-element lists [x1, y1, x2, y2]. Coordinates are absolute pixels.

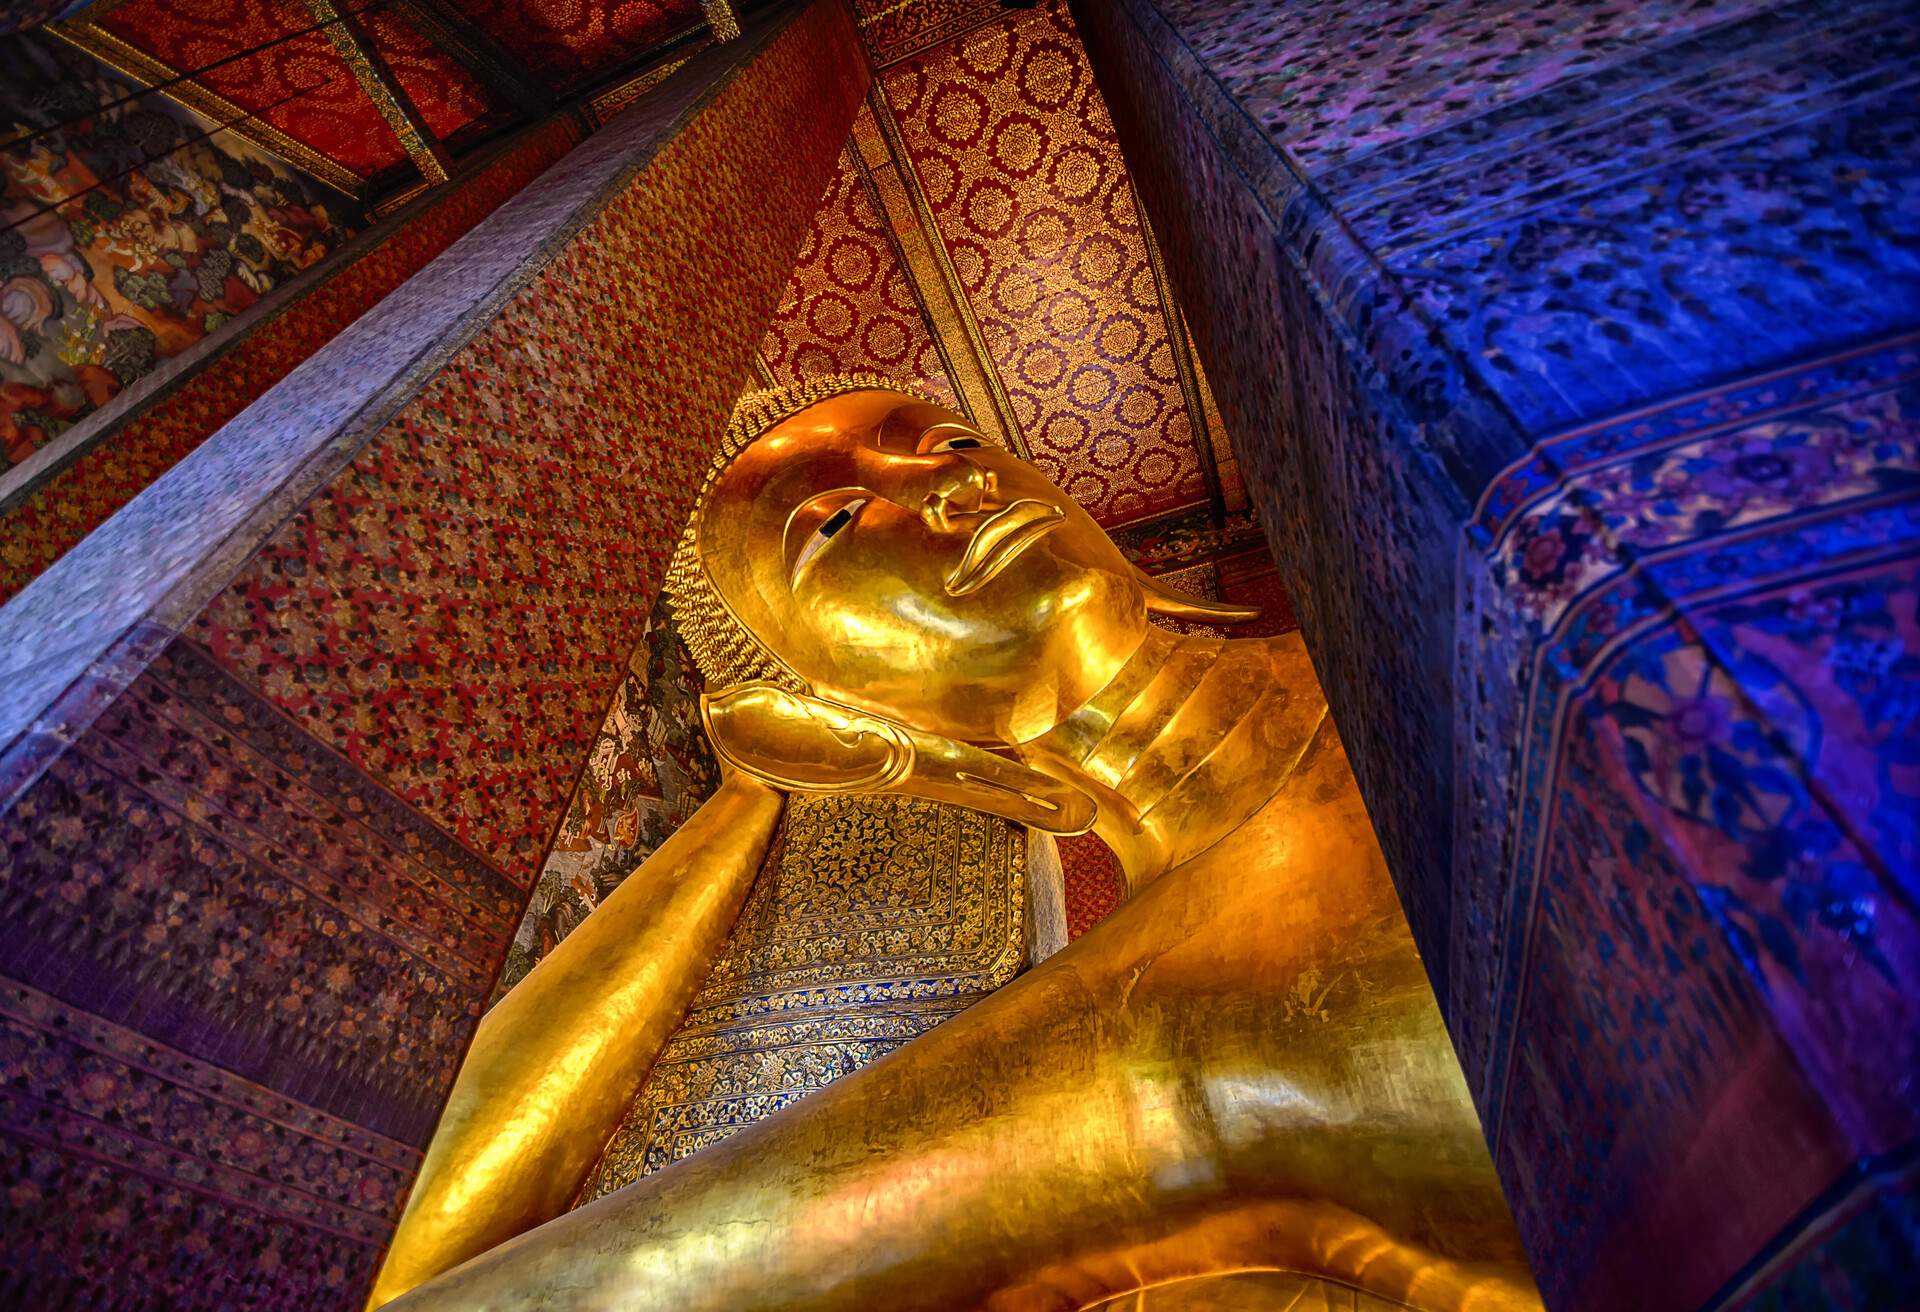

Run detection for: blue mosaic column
[[1074, 0, 1920, 1307]]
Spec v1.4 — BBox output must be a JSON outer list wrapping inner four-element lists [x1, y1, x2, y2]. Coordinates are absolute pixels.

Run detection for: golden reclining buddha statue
[[371, 378, 1544, 1311]]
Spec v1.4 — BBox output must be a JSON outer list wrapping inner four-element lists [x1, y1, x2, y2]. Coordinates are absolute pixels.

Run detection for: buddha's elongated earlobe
[[702, 683, 1097, 835], [1133, 563, 1264, 624]]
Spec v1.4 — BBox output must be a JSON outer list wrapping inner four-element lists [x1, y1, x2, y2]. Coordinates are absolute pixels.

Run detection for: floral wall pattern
[[755, 139, 956, 405], [0, 33, 359, 462], [883, 0, 1208, 525]]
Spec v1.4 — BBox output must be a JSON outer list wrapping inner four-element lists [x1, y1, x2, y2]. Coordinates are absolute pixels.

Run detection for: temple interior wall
[[0, 5, 866, 1303], [1072, 0, 1919, 1305]]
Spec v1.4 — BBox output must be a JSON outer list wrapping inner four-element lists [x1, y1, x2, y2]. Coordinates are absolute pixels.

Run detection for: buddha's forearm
[[367, 774, 784, 1308]]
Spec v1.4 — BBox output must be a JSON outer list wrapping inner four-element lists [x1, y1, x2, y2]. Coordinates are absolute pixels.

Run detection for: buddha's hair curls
[[663, 373, 943, 693]]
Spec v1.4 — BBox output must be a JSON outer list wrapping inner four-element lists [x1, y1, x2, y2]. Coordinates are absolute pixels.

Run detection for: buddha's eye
[[934, 435, 983, 451], [792, 496, 869, 581]]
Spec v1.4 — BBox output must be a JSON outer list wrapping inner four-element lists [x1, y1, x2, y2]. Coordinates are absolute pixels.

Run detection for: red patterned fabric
[[459, 0, 705, 87], [1057, 831, 1123, 939], [758, 137, 956, 404], [0, 117, 581, 604], [883, 0, 1207, 526]]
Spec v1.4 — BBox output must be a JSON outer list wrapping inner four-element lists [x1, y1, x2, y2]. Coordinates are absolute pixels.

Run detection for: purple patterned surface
[[0, 6, 868, 1306], [1075, 0, 1920, 1305]]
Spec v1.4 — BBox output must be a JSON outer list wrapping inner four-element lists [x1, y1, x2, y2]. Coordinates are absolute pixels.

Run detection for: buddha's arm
[[384, 727, 1539, 1312], [367, 773, 784, 1308]]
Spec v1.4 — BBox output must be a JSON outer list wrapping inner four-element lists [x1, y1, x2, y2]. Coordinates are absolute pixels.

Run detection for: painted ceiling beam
[[302, 0, 452, 185]]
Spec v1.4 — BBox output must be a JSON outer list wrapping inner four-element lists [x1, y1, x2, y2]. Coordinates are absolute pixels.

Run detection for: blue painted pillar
[[1072, 0, 1920, 1307]]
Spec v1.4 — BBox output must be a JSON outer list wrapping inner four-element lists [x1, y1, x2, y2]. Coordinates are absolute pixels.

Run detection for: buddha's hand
[[701, 682, 1095, 835]]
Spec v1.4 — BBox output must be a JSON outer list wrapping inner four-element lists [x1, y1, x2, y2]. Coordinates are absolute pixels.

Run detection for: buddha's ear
[[1133, 563, 1263, 624], [701, 683, 1096, 836]]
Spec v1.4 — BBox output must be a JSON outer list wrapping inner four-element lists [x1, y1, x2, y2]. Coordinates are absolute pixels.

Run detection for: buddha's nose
[[919, 458, 997, 533]]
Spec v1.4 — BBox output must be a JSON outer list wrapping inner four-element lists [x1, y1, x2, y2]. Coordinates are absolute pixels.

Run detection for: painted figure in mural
[[372, 378, 1543, 1311], [0, 34, 352, 462]]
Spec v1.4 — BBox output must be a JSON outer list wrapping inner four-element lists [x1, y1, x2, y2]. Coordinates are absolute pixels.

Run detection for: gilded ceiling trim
[[302, 0, 451, 184], [584, 45, 706, 128], [372, 175, 431, 218], [47, 18, 366, 196], [700, 0, 742, 43], [1131, 179, 1226, 523], [856, 0, 1005, 69], [842, 138, 973, 428], [856, 83, 1031, 459]]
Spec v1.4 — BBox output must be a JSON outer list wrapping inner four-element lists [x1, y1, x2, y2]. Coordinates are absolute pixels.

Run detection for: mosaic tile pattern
[[0, 116, 581, 604], [1460, 341, 1920, 1309], [0, 7, 869, 1305], [0, 32, 358, 464], [0, 629, 511, 1303], [884, 0, 1208, 525], [1076, 0, 1920, 1303], [190, 8, 865, 881], [0, 978, 418, 1309], [1145, 0, 1771, 168], [756, 145, 957, 405], [1057, 830, 1122, 940]]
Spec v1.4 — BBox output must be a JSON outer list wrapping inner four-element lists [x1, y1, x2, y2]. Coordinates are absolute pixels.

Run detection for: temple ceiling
[[764, 0, 1249, 531], [41, 0, 1258, 536], [45, 0, 707, 196]]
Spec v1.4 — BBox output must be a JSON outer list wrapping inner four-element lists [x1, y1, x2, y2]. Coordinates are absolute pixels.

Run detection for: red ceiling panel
[[758, 142, 957, 407], [101, 0, 409, 178], [458, 0, 704, 88], [882, 1, 1208, 526], [363, 8, 500, 145]]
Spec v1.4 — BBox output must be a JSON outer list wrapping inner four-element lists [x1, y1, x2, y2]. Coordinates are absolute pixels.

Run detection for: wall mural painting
[[494, 596, 719, 999], [0, 34, 358, 462]]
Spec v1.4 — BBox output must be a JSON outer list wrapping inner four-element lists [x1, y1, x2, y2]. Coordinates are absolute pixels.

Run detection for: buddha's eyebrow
[[791, 496, 871, 583]]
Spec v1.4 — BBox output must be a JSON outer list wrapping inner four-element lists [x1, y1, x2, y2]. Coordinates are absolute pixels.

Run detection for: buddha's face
[[698, 389, 1147, 744]]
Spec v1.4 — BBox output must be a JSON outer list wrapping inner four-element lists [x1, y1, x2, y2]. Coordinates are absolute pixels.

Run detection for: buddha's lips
[[946, 499, 1065, 597]]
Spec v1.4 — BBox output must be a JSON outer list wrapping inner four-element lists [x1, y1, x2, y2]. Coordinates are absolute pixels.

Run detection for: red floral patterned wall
[[757, 140, 956, 404], [0, 115, 582, 604], [882, 1, 1208, 525]]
